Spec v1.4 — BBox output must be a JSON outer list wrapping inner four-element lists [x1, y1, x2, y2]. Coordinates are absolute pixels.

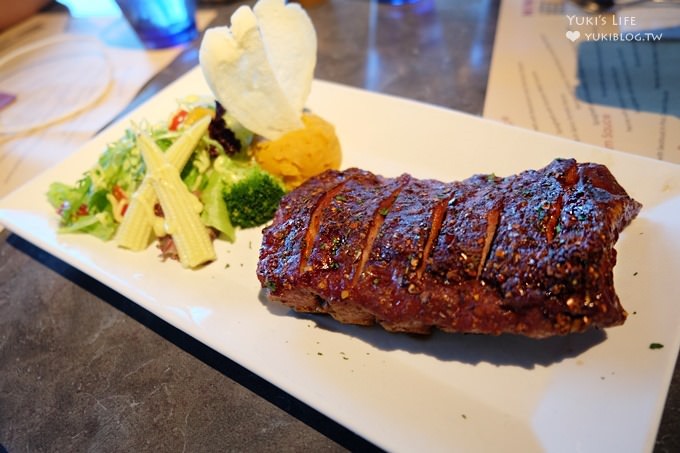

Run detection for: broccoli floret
[[220, 162, 285, 229]]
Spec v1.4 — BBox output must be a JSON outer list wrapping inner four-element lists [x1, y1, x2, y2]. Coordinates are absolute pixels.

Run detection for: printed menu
[[484, 0, 680, 163]]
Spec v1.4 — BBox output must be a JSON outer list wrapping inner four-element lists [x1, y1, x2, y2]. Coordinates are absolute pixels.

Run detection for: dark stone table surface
[[1, 1, 677, 451]]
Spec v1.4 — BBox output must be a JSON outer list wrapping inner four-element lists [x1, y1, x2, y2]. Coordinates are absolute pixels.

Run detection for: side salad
[[47, 96, 286, 268]]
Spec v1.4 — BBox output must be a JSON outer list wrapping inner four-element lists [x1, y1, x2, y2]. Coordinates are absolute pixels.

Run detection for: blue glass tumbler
[[115, 0, 198, 49], [379, 0, 420, 4]]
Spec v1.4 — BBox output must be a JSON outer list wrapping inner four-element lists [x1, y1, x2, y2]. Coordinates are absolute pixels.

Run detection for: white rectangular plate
[[2, 67, 679, 453]]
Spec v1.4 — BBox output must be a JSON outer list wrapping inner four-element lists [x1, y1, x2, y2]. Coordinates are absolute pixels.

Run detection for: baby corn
[[137, 133, 216, 268], [116, 116, 211, 251]]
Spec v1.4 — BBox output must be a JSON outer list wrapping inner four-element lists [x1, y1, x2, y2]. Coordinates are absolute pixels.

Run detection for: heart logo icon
[[566, 30, 580, 42]]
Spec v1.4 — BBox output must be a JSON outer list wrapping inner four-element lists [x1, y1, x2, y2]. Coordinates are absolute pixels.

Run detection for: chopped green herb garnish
[[379, 207, 389, 216], [649, 343, 664, 350], [535, 205, 546, 222], [264, 280, 277, 292]]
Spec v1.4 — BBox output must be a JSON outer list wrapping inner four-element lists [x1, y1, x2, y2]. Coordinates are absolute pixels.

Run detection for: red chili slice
[[169, 110, 188, 131], [112, 184, 127, 201]]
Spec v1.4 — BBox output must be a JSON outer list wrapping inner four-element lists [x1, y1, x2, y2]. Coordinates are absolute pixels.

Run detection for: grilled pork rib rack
[[257, 159, 642, 338]]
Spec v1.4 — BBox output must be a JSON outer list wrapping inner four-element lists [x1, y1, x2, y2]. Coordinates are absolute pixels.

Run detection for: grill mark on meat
[[430, 176, 504, 281], [544, 196, 563, 242], [416, 192, 454, 279], [544, 163, 578, 242], [352, 182, 407, 287], [481, 162, 570, 303], [481, 159, 619, 307], [476, 207, 501, 278], [350, 177, 452, 326], [257, 169, 356, 309], [559, 160, 579, 186], [305, 174, 407, 307], [299, 181, 351, 274], [257, 159, 642, 338]]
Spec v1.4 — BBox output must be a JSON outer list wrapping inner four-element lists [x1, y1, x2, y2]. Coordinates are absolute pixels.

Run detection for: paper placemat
[[0, 9, 216, 201], [483, 0, 680, 163]]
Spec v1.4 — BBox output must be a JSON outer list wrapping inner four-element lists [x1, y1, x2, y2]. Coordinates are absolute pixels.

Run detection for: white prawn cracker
[[198, 0, 317, 141]]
